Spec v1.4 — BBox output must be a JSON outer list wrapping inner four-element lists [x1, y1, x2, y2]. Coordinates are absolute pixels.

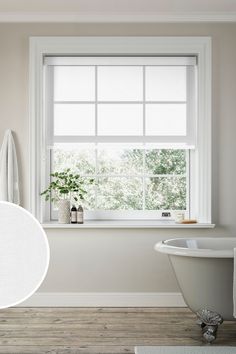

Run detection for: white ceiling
[[0, 0, 235, 22], [0, 0, 235, 13]]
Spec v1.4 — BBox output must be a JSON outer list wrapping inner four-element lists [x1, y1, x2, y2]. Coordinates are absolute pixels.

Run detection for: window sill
[[42, 220, 215, 229]]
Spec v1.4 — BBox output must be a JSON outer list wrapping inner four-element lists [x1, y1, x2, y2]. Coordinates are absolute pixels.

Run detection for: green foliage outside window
[[52, 148, 187, 211]]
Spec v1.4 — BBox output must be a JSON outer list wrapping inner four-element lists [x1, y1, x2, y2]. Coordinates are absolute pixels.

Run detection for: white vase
[[58, 199, 70, 224]]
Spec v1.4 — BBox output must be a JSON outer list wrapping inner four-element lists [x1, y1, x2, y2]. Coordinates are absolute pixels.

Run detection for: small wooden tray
[[180, 219, 197, 224]]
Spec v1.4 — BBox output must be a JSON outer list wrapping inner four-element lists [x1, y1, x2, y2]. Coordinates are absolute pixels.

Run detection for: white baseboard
[[18, 292, 186, 307]]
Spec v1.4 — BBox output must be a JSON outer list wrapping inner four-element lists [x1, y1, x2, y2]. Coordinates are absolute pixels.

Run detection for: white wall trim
[[18, 292, 186, 307], [1, 11, 236, 23]]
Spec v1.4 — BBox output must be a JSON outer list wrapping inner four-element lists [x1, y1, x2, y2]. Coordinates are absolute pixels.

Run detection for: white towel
[[0, 130, 20, 204], [234, 248, 236, 317]]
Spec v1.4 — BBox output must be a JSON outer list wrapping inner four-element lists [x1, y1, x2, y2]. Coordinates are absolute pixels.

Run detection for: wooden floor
[[0, 307, 235, 353]]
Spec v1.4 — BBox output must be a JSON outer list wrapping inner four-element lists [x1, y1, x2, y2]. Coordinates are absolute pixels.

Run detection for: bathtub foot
[[196, 309, 223, 343]]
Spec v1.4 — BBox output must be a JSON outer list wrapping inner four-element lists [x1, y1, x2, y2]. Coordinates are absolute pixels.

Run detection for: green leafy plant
[[40, 168, 94, 204]]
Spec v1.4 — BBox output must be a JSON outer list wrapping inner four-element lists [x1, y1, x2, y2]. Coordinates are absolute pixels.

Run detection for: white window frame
[[29, 36, 211, 224], [46, 56, 194, 221]]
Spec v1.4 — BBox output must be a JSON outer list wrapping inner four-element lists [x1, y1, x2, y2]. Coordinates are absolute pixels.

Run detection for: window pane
[[52, 145, 96, 175], [97, 177, 142, 210], [54, 66, 95, 101], [145, 149, 186, 175], [54, 104, 95, 136], [145, 177, 186, 210], [79, 178, 96, 210], [146, 66, 186, 101], [145, 104, 186, 136], [97, 66, 143, 101], [98, 148, 143, 175], [98, 104, 143, 136]]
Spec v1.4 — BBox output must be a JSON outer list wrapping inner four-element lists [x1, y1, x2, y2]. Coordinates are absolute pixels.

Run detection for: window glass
[[145, 149, 186, 175], [146, 66, 186, 101], [51, 147, 187, 212], [53, 144, 96, 175], [54, 104, 95, 136], [145, 104, 186, 136], [97, 177, 143, 210], [97, 148, 143, 175], [97, 66, 143, 101], [145, 176, 186, 210], [54, 66, 95, 101], [97, 104, 143, 136]]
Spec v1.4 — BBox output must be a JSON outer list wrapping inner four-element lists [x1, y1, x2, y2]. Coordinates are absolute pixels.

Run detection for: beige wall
[[0, 23, 236, 293]]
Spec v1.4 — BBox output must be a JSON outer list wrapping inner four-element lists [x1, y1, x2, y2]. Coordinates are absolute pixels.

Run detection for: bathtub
[[155, 238, 236, 342]]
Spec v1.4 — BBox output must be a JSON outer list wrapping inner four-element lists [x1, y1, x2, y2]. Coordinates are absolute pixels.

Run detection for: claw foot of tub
[[202, 325, 218, 343], [196, 309, 223, 343]]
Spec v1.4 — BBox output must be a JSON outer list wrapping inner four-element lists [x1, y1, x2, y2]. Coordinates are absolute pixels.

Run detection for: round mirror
[[0, 202, 50, 308]]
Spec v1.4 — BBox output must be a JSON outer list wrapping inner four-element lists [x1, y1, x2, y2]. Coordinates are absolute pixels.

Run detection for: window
[[29, 37, 211, 224], [44, 56, 196, 220]]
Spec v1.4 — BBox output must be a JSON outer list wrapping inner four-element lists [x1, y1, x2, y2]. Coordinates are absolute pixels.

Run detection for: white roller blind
[[44, 56, 197, 66], [45, 56, 197, 148]]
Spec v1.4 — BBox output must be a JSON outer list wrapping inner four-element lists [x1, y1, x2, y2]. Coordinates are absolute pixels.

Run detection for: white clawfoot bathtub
[[155, 238, 236, 342]]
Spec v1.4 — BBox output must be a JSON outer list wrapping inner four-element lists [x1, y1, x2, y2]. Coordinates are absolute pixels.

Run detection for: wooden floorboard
[[0, 308, 234, 353]]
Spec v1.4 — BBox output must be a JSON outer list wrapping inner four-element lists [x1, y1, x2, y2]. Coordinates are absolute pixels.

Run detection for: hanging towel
[[234, 248, 236, 317], [0, 130, 20, 204]]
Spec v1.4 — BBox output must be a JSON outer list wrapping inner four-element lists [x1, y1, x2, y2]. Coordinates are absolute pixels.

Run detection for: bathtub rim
[[155, 238, 236, 258]]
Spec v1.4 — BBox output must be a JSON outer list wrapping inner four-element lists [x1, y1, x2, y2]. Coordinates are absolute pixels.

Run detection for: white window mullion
[[95, 148, 98, 209], [143, 65, 146, 137], [79, 173, 187, 178], [142, 149, 146, 211], [43, 65, 54, 223], [94, 65, 98, 209], [53, 135, 194, 145], [186, 65, 197, 146], [185, 150, 190, 219], [95, 65, 98, 137], [142, 66, 146, 211], [54, 100, 187, 104]]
